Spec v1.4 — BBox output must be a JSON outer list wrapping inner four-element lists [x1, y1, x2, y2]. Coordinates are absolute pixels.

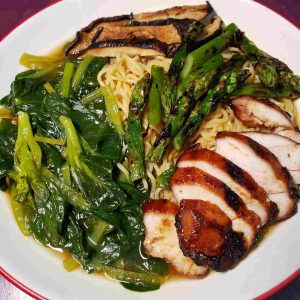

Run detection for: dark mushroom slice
[[66, 15, 132, 56], [133, 4, 212, 22], [78, 24, 182, 58], [142, 199, 209, 277], [176, 199, 246, 271], [66, 3, 212, 57], [82, 38, 180, 58]]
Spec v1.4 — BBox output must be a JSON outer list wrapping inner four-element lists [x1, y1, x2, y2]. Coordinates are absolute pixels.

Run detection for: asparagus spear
[[163, 19, 222, 113], [179, 23, 240, 80], [241, 35, 299, 94], [168, 45, 188, 86], [148, 66, 163, 125], [172, 70, 250, 150], [160, 75, 176, 117], [146, 69, 217, 162], [231, 83, 294, 98], [279, 71, 300, 93], [177, 54, 224, 99], [127, 74, 151, 181], [256, 59, 278, 88]]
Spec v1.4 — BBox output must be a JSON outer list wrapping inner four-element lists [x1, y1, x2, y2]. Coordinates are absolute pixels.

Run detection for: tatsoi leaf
[[40, 143, 65, 178], [69, 102, 109, 145], [28, 180, 67, 247], [76, 57, 108, 99], [0, 120, 17, 178], [63, 212, 89, 266], [121, 212, 144, 243], [118, 182, 147, 204], [123, 245, 169, 276], [60, 116, 126, 211], [103, 266, 163, 292], [11, 78, 46, 115], [42, 93, 111, 145], [96, 126, 122, 160]]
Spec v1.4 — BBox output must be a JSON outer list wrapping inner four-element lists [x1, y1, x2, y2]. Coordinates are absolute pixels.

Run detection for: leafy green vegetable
[[0, 120, 17, 178], [60, 116, 126, 211], [156, 167, 177, 189]]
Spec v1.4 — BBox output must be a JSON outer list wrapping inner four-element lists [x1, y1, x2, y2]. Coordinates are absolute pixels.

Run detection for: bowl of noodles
[[0, 0, 299, 299]]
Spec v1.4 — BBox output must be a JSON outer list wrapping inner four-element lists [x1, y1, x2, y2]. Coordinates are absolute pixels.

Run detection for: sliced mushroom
[[66, 3, 211, 57], [143, 199, 208, 277], [66, 15, 132, 57], [231, 96, 295, 130], [81, 24, 181, 58], [133, 4, 211, 22]]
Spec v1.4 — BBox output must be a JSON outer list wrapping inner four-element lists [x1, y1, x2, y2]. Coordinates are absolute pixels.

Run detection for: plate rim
[[0, 1, 299, 299]]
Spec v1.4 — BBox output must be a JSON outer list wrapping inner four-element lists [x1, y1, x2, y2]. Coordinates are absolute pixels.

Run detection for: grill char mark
[[176, 200, 246, 271], [178, 148, 277, 224]]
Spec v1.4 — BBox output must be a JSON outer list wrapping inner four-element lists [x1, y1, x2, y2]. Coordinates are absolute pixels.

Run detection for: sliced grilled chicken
[[290, 170, 300, 184], [241, 131, 296, 147], [176, 199, 246, 271], [143, 199, 208, 277], [171, 167, 261, 270], [177, 148, 277, 225], [277, 129, 300, 143], [241, 132, 300, 171], [66, 4, 211, 57], [231, 96, 295, 130], [216, 132, 298, 220]]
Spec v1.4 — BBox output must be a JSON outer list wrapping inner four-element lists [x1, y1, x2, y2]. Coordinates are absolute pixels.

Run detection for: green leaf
[[0, 120, 17, 178]]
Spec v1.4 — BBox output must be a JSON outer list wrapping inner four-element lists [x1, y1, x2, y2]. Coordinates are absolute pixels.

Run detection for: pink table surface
[[0, 1, 299, 299]]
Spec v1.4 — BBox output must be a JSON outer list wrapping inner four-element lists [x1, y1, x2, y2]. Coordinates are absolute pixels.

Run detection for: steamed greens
[[0, 54, 167, 291]]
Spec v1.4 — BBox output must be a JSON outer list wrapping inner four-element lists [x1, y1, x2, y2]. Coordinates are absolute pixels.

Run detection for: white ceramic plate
[[0, 0, 299, 299]]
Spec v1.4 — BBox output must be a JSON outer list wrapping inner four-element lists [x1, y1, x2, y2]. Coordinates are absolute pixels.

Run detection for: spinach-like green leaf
[[76, 57, 108, 99], [0, 120, 17, 178], [11, 78, 46, 115]]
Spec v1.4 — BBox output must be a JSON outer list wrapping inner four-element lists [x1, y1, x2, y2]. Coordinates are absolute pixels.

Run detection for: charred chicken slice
[[241, 132, 300, 171], [177, 148, 277, 225], [143, 199, 208, 277], [176, 199, 246, 271], [216, 132, 298, 220], [171, 167, 261, 245], [277, 129, 300, 143], [231, 96, 295, 130]]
